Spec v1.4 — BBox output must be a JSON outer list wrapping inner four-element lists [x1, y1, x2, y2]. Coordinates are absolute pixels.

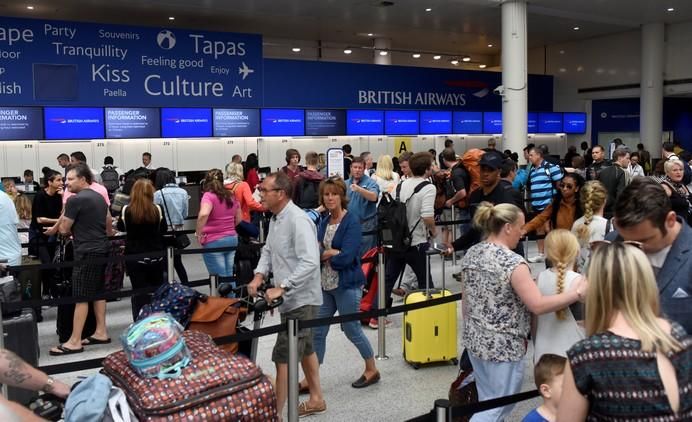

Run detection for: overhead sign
[[0, 107, 42, 140], [213, 108, 260, 137], [105, 107, 160, 138], [0, 16, 262, 107], [44, 107, 104, 140]]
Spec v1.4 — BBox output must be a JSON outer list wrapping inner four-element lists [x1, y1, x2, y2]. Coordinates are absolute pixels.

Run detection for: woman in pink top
[[224, 162, 264, 222], [196, 169, 241, 286]]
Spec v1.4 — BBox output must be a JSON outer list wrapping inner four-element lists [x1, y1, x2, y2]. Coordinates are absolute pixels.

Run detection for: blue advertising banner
[[453, 111, 483, 134], [538, 112, 563, 133], [483, 112, 503, 133], [261, 109, 305, 137], [385, 110, 419, 135], [161, 108, 212, 137], [0, 16, 262, 107], [305, 109, 345, 136], [44, 107, 104, 139], [0, 107, 42, 140], [213, 108, 260, 137], [105, 107, 160, 138], [263, 59, 553, 111], [563, 112, 586, 134], [420, 111, 452, 134], [347, 110, 384, 135]]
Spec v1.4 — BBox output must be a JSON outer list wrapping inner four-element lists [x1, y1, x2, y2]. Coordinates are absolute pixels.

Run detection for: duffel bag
[[188, 296, 246, 354], [102, 330, 277, 421]]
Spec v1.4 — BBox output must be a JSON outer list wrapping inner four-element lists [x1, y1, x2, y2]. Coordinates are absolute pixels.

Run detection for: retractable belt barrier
[[406, 390, 540, 422], [19, 229, 197, 248]]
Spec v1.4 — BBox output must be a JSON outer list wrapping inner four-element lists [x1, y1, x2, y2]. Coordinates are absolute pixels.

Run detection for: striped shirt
[[529, 160, 562, 211]]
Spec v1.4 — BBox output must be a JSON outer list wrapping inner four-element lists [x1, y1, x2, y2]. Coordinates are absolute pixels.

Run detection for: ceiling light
[[479, 64, 487, 69], [433, 55, 441, 60], [462, 56, 471, 62], [168, 16, 175, 21], [379, 50, 388, 56], [412, 53, 421, 58], [487, 44, 493, 48], [450, 59, 459, 65], [292, 47, 301, 52], [667, 7, 675, 12], [573, 26, 580, 31], [425, 8, 432, 12], [367, 33, 374, 37], [344, 49, 352, 54], [26, 5, 34, 9]]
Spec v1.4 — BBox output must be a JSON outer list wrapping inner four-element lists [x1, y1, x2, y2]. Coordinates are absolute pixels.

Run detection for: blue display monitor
[[213, 109, 260, 137], [483, 112, 503, 133], [44, 107, 104, 140], [419, 111, 452, 134], [105, 108, 160, 139], [528, 112, 538, 133], [161, 108, 212, 138], [538, 112, 563, 133], [453, 112, 483, 134], [385, 111, 419, 135], [563, 112, 587, 134], [0, 107, 43, 140], [346, 110, 384, 135], [261, 109, 305, 137], [305, 110, 346, 136]]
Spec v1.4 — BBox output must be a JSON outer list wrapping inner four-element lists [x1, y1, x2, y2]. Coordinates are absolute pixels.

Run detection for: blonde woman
[[224, 162, 264, 223], [571, 181, 608, 274], [370, 154, 400, 199], [532, 229, 585, 363], [558, 242, 692, 420], [661, 159, 692, 225]]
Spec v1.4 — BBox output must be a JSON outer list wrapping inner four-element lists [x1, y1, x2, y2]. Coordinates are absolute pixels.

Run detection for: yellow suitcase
[[402, 249, 458, 368]]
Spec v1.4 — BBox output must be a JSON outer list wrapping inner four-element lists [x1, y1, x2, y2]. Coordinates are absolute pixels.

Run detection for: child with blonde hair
[[533, 229, 585, 363], [571, 181, 609, 274]]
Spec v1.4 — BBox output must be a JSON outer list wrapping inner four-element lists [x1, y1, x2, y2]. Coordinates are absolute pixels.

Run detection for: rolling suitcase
[[402, 248, 458, 369], [3, 308, 40, 405]]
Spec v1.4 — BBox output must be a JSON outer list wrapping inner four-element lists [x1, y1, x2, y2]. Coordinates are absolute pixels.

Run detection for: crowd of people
[[0, 138, 691, 420]]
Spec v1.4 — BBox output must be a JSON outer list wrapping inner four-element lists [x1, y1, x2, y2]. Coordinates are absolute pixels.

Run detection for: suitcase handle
[[405, 322, 412, 342]]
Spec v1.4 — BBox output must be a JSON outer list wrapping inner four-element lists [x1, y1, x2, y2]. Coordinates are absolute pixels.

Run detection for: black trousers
[[382, 243, 432, 309], [127, 259, 165, 321]]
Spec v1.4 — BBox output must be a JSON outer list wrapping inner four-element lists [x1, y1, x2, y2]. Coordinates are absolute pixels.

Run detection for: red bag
[[103, 331, 277, 421], [359, 247, 380, 324]]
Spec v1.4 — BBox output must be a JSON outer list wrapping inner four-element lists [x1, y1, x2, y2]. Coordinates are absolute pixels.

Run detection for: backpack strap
[[395, 181, 403, 201], [405, 181, 432, 240], [605, 218, 612, 236]]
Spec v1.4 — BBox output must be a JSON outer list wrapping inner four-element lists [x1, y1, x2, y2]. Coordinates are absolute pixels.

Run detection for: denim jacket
[[154, 184, 189, 226]]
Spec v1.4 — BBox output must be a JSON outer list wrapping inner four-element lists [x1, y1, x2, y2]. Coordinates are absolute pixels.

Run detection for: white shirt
[[396, 177, 437, 246], [0, 192, 21, 266], [572, 215, 609, 274], [628, 163, 645, 178]]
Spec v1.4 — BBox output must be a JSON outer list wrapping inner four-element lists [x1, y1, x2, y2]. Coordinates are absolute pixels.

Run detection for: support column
[[501, 0, 528, 160], [374, 38, 391, 65], [640, 23, 664, 158]]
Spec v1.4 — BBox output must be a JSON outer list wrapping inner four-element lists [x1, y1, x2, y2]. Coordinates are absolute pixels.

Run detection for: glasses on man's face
[[589, 239, 643, 251], [258, 187, 281, 194]]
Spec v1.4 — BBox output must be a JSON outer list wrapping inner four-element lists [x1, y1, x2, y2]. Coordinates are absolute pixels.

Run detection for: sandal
[[82, 336, 112, 346], [49, 345, 84, 356], [298, 400, 326, 418]]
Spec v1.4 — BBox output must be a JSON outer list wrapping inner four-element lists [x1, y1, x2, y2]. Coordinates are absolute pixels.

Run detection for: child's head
[[534, 354, 567, 405], [545, 229, 580, 320], [14, 194, 32, 220]]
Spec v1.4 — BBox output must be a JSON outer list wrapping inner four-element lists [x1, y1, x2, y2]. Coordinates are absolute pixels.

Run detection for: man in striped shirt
[[527, 147, 562, 262]]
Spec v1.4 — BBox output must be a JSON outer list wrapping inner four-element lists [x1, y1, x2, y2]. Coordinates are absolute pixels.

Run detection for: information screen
[[213, 109, 260, 137], [453, 112, 483, 134], [105, 108, 160, 138], [346, 110, 384, 135], [538, 112, 563, 133], [0, 107, 43, 140], [305, 110, 346, 136], [261, 109, 305, 137], [384, 111, 419, 135], [483, 112, 503, 133], [563, 112, 586, 134], [527, 112, 538, 133], [44, 107, 104, 140], [419, 111, 452, 134], [161, 108, 212, 138]]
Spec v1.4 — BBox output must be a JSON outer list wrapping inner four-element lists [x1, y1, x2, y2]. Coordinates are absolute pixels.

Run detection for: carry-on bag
[[3, 308, 40, 405], [188, 296, 246, 354], [104, 239, 125, 292], [402, 248, 458, 368], [358, 247, 379, 324], [102, 330, 277, 421]]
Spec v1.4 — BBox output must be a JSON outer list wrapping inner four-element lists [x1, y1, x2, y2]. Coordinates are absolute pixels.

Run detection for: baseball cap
[[479, 152, 503, 170]]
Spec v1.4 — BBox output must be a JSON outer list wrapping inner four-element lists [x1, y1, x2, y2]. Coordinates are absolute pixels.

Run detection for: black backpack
[[100, 166, 120, 195], [377, 181, 431, 253], [122, 167, 151, 195], [297, 178, 321, 209]]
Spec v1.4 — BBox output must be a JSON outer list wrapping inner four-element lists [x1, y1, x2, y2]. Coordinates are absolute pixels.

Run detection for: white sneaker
[[527, 254, 545, 263]]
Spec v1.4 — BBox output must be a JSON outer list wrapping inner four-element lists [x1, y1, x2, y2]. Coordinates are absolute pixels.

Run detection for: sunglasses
[[559, 183, 575, 189], [589, 239, 643, 251]]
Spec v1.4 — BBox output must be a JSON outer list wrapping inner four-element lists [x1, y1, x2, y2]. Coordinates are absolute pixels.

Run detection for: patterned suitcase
[[102, 330, 277, 421]]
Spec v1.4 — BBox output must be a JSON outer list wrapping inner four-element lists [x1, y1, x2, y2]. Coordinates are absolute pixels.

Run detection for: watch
[[42, 376, 55, 393], [279, 282, 292, 292]]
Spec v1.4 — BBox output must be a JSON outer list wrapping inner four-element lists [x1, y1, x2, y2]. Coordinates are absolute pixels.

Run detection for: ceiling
[[1, 0, 691, 56]]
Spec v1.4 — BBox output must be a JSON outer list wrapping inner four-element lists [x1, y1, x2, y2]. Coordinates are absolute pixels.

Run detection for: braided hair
[[575, 181, 607, 244], [545, 229, 580, 320]]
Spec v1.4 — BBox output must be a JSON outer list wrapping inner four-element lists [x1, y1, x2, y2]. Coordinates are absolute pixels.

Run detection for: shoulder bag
[[161, 190, 191, 250]]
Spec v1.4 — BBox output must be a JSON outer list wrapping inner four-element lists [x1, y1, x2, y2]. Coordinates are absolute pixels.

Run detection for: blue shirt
[[0, 192, 21, 266], [346, 174, 380, 224], [154, 184, 189, 226], [529, 160, 562, 211], [522, 408, 549, 422], [513, 168, 529, 191]]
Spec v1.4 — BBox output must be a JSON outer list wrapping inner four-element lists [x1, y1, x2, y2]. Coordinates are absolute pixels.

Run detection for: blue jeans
[[313, 287, 374, 364], [468, 352, 525, 422], [202, 235, 238, 277]]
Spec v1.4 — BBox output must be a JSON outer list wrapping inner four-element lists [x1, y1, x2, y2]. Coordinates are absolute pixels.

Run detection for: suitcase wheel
[[412, 363, 420, 370], [451, 358, 459, 366]]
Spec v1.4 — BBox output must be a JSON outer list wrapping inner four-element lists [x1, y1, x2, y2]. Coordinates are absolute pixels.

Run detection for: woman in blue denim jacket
[[304, 177, 380, 390]]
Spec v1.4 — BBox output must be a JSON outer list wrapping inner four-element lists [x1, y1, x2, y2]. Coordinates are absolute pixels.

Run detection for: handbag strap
[[160, 190, 177, 233]]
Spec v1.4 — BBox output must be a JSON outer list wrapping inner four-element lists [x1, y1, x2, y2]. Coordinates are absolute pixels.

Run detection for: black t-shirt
[[64, 188, 110, 255], [446, 164, 468, 199], [116, 205, 167, 254], [30, 189, 63, 233]]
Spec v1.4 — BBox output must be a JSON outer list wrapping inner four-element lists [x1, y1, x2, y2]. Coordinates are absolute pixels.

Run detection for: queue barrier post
[[287, 318, 300, 422], [0, 300, 6, 399], [376, 247, 389, 361], [434, 399, 451, 422], [451, 206, 457, 267], [210, 274, 219, 295], [166, 247, 175, 284], [259, 217, 266, 244]]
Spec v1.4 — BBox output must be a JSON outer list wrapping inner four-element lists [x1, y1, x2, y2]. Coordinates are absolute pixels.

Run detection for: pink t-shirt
[[63, 182, 111, 206], [200, 192, 238, 244]]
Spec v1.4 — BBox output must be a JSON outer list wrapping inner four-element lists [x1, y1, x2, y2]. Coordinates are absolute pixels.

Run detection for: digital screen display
[[563, 112, 586, 134], [105, 108, 160, 139], [419, 111, 452, 134], [453, 112, 483, 134], [385, 110, 419, 135], [213, 109, 260, 137], [161, 108, 212, 138], [346, 110, 384, 135], [538, 112, 563, 133], [483, 112, 503, 133], [305, 109, 346, 136], [0, 107, 43, 140], [261, 109, 305, 137], [527, 112, 538, 133], [44, 107, 104, 140]]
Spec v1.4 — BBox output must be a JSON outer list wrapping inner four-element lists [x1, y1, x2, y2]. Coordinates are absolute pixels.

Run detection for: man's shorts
[[272, 305, 319, 364], [71, 252, 107, 298]]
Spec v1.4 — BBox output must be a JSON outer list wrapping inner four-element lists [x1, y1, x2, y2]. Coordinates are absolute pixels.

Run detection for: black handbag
[[161, 191, 191, 249]]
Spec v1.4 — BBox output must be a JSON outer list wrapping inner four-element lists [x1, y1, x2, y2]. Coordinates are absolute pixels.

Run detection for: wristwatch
[[42, 376, 55, 393], [279, 282, 292, 292]]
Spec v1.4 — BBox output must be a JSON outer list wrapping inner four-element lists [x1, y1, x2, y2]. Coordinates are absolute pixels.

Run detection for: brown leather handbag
[[188, 296, 246, 354]]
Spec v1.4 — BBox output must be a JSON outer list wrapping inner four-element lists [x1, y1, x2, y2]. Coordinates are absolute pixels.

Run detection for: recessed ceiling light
[[487, 44, 493, 48], [344, 49, 352, 54], [26, 5, 34, 10], [667, 7, 675, 12], [379, 50, 388, 56], [573, 26, 580, 31], [479, 64, 487, 69], [462, 56, 471, 62], [425, 8, 432, 12], [367, 33, 374, 37], [292, 47, 301, 53], [168, 16, 175, 21], [412, 53, 421, 58], [450, 59, 459, 65], [433, 55, 441, 60]]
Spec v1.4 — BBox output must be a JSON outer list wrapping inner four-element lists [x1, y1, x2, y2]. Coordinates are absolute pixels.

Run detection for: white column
[[640, 23, 664, 158], [374, 38, 391, 65], [501, 0, 528, 161]]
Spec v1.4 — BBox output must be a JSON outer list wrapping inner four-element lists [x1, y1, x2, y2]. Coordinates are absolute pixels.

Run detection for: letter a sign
[[393, 137, 412, 157]]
